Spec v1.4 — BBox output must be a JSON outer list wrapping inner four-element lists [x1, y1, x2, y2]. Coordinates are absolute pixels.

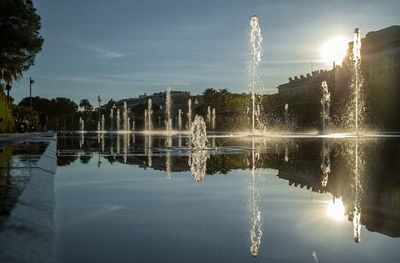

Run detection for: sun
[[321, 36, 349, 66]]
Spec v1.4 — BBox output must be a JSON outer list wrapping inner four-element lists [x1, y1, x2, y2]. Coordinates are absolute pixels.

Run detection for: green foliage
[[0, 0, 43, 84], [19, 96, 78, 118], [79, 99, 93, 114], [0, 93, 14, 132]]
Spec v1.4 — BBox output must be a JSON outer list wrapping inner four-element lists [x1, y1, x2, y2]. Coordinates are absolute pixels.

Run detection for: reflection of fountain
[[321, 81, 330, 134], [166, 151, 171, 179], [249, 15, 263, 134], [191, 115, 208, 149], [321, 139, 330, 187], [148, 98, 153, 131], [190, 150, 208, 182], [123, 133, 128, 163], [284, 143, 289, 162], [187, 99, 192, 131], [79, 132, 84, 148], [117, 133, 120, 153], [249, 139, 262, 257], [165, 87, 172, 132], [352, 138, 362, 243]]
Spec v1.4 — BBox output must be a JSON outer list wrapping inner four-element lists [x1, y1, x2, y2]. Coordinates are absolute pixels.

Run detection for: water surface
[[56, 134, 400, 262]]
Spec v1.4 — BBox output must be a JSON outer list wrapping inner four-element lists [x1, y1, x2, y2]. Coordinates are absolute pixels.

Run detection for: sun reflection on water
[[326, 197, 346, 221]]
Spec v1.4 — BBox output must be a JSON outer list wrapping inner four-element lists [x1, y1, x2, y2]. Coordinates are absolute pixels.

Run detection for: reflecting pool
[[56, 133, 400, 262]]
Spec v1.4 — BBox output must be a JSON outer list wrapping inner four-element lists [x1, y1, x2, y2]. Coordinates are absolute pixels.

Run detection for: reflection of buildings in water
[[277, 140, 400, 240], [190, 150, 208, 182]]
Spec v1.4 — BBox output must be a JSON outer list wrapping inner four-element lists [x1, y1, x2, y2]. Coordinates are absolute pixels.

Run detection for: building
[[346, 25, 400, 81], [277, 25, 400, 97], [276, 67, 346, 97]]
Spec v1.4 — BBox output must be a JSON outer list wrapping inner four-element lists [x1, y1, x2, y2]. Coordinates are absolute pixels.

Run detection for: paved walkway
[[0, 132, 57, 263]]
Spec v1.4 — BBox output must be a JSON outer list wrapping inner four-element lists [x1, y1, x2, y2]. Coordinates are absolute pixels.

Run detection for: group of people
[[14, 112, 48, 133]]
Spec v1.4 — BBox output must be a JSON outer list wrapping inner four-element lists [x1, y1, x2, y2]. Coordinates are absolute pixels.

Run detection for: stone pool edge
[[0, 133, 57, 263]]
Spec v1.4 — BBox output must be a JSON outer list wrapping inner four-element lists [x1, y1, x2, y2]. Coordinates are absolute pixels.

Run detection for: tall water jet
[[79, 117, 84, 132], [351, 28, 364, 135], [212, 108, 216, 130], [284, 104, 289, 132], [191, 115, 208, 149], [127, 117, 130, 131], [321, 81, 331, 134], [187, 99, 192, 131], [144, 109, 148, 131], [110, 107, 114, 131], [178, 109, 182, 130], [165, 87, 173, 132], [116, 109, 120, 132], [101, 114, 105, 132], [207, 106, 211, 126], [132, 120, 135, 132], [97, 121, 101, 133], [249, 14, 263, 134], [148, 98, 153, 131], [123, 102, 128, 131]]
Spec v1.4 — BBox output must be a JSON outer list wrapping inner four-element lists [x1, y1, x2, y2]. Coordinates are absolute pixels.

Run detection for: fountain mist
[[165, 87, 173, 132], [321, 81, 331, 134], [116, 109, 120, 132], [148, 99, 153, 131], [187, 99, 192, 131], [350, 28, 364, 135], [191, 115, 208, 149]]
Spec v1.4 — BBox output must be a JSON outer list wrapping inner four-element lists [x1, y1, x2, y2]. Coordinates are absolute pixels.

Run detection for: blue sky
[[12, 0, 400, 105]]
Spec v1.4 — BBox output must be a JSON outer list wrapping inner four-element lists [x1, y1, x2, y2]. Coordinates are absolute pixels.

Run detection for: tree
[[0, 0, 43, 84], [79, 99, 93, 116]]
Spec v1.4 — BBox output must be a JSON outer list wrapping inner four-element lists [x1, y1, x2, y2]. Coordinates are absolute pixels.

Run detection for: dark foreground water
[[56, 133, 400, 263]]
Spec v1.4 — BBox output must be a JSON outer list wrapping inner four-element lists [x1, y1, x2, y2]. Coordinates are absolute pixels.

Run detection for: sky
[[12, 0, 400, 105]]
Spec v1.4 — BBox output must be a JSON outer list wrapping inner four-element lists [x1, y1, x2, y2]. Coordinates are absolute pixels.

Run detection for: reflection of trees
[[57, 156, 78, 166], [79, 155, 92, 164]]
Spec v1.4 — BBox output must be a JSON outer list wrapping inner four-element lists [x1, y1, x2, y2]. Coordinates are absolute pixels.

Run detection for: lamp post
[[29, 77, 34, 109]]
